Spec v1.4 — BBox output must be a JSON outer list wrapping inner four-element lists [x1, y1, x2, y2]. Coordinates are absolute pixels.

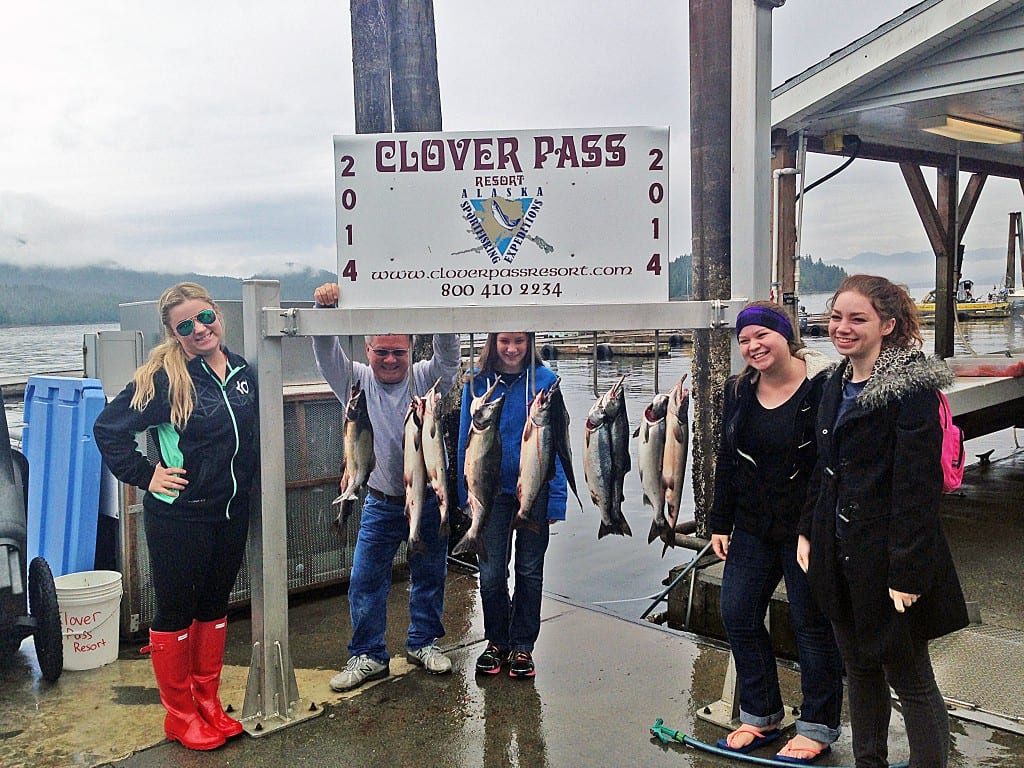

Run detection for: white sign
[[333, 126, 669, 309]]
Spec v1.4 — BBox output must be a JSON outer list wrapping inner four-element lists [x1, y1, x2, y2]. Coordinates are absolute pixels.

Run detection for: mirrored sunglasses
[[175, 308, 217, 337]]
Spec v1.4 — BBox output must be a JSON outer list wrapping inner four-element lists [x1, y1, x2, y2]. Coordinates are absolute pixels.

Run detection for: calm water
[[0, 322, 118, 379], [2, 320, 1021, 623]]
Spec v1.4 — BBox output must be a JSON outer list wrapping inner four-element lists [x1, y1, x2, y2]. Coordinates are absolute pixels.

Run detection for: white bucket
[[54, 570, 123, 671]]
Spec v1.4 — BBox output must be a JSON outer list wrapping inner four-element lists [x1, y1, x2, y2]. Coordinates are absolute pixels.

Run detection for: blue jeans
[[478, 492, 549, 652], [347, 493, 448, 663], [720, 528, 844, 744]]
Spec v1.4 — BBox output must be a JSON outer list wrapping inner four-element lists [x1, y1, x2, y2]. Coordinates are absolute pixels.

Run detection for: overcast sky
[[1, 0, 1019, 282]]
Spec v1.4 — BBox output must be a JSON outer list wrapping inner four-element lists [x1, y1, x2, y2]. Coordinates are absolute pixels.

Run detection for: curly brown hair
[[827, 274, 923, 350]]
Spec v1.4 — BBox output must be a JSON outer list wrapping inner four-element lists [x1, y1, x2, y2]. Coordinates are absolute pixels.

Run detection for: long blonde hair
[[129, 283, 220, 429]]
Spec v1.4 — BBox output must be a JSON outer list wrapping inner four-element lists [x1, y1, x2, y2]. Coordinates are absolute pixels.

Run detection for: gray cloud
[[1, 1, 1013, 280]]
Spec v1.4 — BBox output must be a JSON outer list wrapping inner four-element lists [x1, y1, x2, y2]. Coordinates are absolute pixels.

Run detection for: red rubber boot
[[190, 618, 244, 738], [145, 629, 225, 750]]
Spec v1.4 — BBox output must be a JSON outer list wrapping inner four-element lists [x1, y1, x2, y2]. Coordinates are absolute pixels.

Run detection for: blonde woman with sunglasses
[[94, 283, 258, 751]]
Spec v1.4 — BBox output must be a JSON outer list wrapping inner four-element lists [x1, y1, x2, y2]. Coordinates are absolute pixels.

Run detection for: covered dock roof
[[770, 0, 1024, 357]]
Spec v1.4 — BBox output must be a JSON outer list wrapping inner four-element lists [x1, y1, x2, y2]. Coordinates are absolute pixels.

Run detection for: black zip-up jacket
[[709, 348, 833, 541], [94, 347, 258, 521]]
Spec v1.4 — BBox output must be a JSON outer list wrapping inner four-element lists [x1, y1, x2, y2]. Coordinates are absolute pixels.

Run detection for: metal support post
[[697, 651, 799, 732], [240, 279, 322, 735], [730, 0, 774, 308]]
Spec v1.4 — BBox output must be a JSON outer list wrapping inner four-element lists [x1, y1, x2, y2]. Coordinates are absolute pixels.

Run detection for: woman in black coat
[[710, 302, 843, 762], [797, 274, 968, 768]]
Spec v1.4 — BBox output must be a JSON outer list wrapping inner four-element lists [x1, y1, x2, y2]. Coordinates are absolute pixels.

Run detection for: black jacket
[[798, 348, 968, 661], [94, 347, 258, 521], [710, 348, 833, 541]]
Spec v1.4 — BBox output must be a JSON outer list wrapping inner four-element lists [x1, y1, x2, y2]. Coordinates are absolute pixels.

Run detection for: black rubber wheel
[[28, 557, 63, 682]]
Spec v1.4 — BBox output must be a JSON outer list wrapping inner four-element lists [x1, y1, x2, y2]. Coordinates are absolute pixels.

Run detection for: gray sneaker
[[329, 654, 390, 692], [406, 643, 452, 674]]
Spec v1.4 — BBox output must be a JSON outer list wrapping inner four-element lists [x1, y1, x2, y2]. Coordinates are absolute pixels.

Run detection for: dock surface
[[4, 451, 1024, 768]]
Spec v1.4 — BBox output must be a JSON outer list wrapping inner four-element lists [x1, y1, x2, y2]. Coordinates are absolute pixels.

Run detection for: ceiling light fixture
[[919, 115, 1023, 145]]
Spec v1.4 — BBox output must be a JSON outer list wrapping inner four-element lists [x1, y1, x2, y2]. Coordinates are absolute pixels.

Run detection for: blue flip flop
[[715, 725, 782, 754], [776, 743, 832, 764]]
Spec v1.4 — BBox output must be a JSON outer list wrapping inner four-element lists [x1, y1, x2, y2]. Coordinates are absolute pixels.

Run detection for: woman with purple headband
[[709, 301, 844, 764]]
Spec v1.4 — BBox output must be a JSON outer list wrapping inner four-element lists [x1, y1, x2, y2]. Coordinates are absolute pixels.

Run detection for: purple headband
[[735, 304, 794, 341]]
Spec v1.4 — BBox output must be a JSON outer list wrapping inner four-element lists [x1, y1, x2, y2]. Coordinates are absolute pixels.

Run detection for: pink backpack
[[937, 391, 964, 493]]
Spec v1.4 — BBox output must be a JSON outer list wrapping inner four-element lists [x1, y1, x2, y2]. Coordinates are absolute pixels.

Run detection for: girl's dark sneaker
[[475, 643, 507, 675], [508, 650, 536, 678]]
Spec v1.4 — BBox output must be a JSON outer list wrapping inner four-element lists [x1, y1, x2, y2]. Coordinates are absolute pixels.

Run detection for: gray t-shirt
[[312, 334, 461, 496]]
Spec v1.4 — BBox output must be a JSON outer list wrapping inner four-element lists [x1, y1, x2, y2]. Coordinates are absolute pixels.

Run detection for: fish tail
[[407, 535, 428, 559], [648, 519, 668, 545], [570, 488, 584, 512], [598, 517, 631, 539], [660, 529, 676, 557], [332, 501, 355, 537], [452, 531, 489, 563], [512, 510, 542, 533]]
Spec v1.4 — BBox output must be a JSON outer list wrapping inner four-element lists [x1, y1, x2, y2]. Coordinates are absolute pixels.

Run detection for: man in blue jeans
[[312, 282, 462, 692]]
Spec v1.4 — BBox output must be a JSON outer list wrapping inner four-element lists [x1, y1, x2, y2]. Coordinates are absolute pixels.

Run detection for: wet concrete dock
[[3, 453, 1024, 767]]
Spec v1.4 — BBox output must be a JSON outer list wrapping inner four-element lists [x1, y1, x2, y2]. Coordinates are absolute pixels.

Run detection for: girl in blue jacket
[[456, 332, 567, 679]]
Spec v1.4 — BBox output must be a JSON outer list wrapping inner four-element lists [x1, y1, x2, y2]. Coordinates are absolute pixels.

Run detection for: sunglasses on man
[[368, 347, 409, 359], [175, 308, 217, 337]]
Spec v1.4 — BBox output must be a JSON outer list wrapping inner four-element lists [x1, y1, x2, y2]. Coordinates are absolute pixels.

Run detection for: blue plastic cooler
[[22, 376, 106, 577]]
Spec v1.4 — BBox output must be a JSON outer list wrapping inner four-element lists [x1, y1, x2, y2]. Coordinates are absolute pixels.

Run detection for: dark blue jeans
[[478, 492, 550, 652], [347, 493, 448, 663], [720, 528, 844, 744]]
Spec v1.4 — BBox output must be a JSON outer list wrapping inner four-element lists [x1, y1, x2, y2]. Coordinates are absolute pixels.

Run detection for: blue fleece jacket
[[456, 364, 568, 521]]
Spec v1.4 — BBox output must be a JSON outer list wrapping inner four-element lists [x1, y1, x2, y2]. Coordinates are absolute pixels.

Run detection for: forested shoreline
[[0, 258, 847, 327]]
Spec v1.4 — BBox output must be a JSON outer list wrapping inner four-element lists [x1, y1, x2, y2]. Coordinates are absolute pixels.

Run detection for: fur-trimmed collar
[[795, 347, 836, 381], [841, 346, 953, 412]]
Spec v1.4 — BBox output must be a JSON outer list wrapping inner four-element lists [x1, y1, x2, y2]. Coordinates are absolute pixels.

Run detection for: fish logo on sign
[[459, 194, 544, 265]]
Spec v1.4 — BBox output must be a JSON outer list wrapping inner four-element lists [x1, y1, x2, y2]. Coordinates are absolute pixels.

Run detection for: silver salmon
[[515, 385, 554, 531], [333, 383, 375, 534], [420, 377, 449, 537], [660, 376, 690, 554], [453, 378, 505, 562], [637, 393, 670, 548], [604, 375, 631, 514], [549, 379, 583, 511], [404, 397, 429, 557], [583, 376, 632, 538]]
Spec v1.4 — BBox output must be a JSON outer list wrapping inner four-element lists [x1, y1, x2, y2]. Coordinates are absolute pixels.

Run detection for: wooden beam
[[935, 162, 958, 359], [900, 163, 947, 258], [805, 137, 1024, 181], [350, 0, 393, 134], [957, 173, 987, 243]]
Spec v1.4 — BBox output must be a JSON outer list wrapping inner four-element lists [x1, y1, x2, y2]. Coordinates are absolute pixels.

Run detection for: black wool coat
[[798, 347, 969, 662]]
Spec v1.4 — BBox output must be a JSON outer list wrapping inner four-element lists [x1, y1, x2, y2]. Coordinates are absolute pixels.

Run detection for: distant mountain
[[0, 263, 336, 326], [830, 246, 1014, 294]]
